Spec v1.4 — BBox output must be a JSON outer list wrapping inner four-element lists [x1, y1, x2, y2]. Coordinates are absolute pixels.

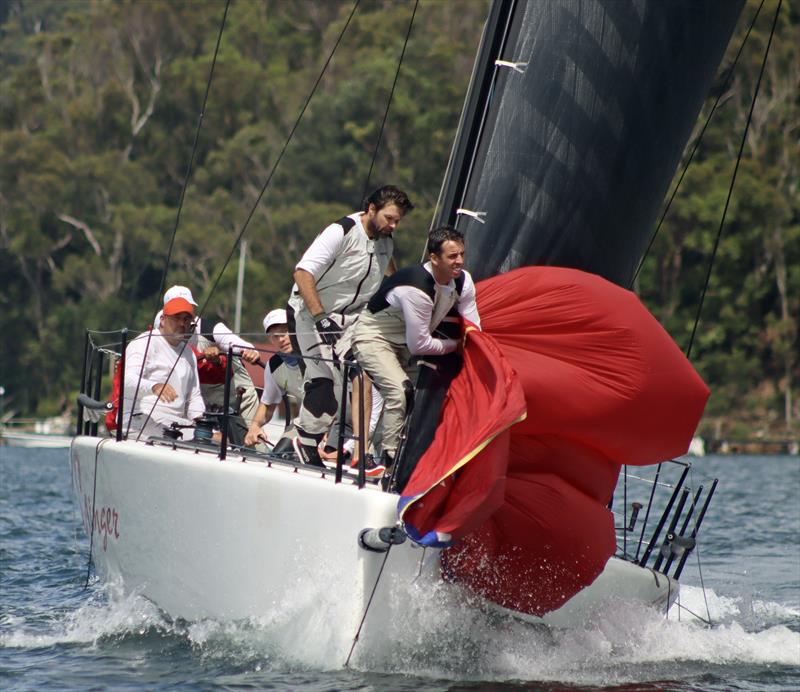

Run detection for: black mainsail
[[433, 0, 743, 286]]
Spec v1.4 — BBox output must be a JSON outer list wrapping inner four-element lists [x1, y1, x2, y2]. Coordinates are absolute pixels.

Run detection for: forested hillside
[[1, 0, 797, 441]]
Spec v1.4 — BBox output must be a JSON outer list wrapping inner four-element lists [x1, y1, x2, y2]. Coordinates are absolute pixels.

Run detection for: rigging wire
[[623, 2, 781, 624], [159, 0, 230, 297], [126, 0, 231, 439], [345, 542, 393, 668], [83, 437, 110, 589], [672, 599, 713, 626], [685, 0, 782, 361], [630, 0, 766, 288], [359, 0, 419, 203], [131, 0, 361, 439], [196, 0, 361, 318], [689, 464, 714, 624]]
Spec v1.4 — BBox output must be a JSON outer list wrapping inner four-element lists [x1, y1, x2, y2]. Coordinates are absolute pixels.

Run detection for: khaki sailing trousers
[[351, 338, 417, 456]]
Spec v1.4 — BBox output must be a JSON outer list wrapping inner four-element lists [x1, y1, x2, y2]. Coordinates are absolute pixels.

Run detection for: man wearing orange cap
[[155, 285, 261, 424], [122, 295, 205, 436]]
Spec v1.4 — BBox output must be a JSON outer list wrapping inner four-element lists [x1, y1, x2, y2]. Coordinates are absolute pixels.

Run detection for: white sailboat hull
[[70, 436, 677, 633]]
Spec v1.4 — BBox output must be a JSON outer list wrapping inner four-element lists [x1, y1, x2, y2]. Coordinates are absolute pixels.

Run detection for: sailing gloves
[[314, 313, 341, 346]]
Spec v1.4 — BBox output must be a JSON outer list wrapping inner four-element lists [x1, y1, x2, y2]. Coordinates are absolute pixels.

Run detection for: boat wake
[[353, 579, 799, 682], [2, 578, 797, 685]]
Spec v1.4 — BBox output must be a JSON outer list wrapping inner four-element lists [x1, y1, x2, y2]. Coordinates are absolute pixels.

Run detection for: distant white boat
[[688, 436, 707, 457], [1, 430, 74, 448]]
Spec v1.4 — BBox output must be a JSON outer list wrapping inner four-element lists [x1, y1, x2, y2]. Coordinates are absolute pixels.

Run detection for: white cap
[[163, 285, 198, 306], [263, 309, 288, 333]]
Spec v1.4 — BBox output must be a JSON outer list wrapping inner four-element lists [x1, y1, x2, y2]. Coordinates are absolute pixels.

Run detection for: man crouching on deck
[[123, 295, 205, 437], [350, 225, 481, 473]]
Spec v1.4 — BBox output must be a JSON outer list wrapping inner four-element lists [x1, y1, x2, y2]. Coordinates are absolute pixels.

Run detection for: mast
[[431, 0, 516, 234]]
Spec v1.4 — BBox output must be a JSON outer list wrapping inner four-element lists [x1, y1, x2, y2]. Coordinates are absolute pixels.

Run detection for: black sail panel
[[435, 0, 744, 287]]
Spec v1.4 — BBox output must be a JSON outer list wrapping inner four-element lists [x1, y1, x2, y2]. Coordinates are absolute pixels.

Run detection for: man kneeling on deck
[[350, 225, 481, 473], [123, 295, 205, 437]]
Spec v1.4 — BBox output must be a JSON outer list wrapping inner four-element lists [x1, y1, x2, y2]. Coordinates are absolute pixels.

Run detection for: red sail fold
[[400, 266, 709, 616]]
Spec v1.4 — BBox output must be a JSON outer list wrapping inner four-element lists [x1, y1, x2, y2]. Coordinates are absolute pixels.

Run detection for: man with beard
[[287, 185, 414, 467], [123, 295, 205, 437]]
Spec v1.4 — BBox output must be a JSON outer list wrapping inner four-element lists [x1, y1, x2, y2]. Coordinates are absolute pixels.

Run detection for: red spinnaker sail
[[399, 266, 709, 616]]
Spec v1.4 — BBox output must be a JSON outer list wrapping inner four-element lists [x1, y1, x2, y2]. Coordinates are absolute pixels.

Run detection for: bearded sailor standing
[[286, 185, 414, 467]]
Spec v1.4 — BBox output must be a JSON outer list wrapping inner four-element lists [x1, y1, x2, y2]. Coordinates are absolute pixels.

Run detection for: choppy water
[[1, 446, 798, 690]]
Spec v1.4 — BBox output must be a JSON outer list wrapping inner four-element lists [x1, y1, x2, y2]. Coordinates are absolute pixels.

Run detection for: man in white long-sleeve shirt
[[350, 225, 481, 469], [155, 286, 261, 423], [123, 296, 205, 437]]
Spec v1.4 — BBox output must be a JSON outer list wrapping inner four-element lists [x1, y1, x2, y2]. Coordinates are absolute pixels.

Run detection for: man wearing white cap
[[244, 309, 304, 450], [123, 295, 205, 436]]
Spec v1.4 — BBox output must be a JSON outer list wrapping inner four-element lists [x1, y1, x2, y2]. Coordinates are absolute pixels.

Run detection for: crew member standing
[[287, 185, 414, 466], [350, 225, 480, 471]]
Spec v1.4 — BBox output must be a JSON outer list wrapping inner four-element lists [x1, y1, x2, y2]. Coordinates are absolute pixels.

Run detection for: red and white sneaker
[[320, 449, 352, 471], [349, 453, 386, 479]]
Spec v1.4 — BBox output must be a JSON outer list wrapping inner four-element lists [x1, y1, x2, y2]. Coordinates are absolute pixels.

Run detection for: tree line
[[1, 0, 797, 441]]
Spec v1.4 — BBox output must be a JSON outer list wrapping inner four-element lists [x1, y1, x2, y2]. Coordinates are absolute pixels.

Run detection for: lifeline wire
[[685, 0, 782, 360], [197, 0, 361, 318], [360, 0, 418, 203]]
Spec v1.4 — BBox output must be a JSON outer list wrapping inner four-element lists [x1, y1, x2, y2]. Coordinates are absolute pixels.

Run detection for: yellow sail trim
[[398, 410, 526, 521]]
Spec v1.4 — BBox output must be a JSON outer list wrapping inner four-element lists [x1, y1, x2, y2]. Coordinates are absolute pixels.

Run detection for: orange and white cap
[[163, 285, 198, 306]]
